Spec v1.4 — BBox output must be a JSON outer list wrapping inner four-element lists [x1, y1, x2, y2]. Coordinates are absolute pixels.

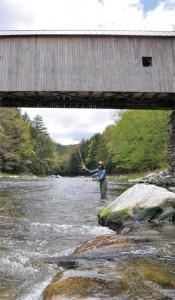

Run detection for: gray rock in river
[[139, 169, 175, 186], [98, 183, 175, 231]]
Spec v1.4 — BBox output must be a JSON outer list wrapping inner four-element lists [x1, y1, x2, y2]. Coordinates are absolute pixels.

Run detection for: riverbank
[[0, 172, 38, 179], [1, 168, 174, 188], [138, 169, 175, 187], [108, 169, 175, 188], [0, 168, 165, 180]]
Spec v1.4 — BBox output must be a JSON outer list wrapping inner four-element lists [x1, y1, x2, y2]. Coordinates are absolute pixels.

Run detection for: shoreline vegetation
[[0, 169, 161, 180], [1, 168, 174, 188]]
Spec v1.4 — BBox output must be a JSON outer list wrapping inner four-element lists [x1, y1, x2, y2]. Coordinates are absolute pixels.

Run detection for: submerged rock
[[43, 226, 175, 300], [98, 183, 175, 231]]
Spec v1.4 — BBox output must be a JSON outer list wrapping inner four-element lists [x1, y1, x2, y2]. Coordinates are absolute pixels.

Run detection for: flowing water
[[0, 177, 174, 300]]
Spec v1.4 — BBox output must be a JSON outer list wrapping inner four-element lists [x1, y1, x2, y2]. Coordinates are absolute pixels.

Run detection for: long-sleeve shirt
[[87, 168, 106, 182]]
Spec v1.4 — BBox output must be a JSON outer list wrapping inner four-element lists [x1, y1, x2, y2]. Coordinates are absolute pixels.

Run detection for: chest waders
[[98, 171, 107, 199]]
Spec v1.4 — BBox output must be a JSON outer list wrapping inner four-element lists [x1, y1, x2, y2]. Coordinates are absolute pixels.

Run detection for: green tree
[[0, 108, 33, 173], [31, 115, 47, 134], [108, 110, 170, 173]]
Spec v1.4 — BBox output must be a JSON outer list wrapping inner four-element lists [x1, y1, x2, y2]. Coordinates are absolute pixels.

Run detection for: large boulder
[[98, 183, 175, 231]]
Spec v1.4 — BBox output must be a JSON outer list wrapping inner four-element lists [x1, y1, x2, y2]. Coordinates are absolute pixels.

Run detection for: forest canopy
[[0, 108, 170, 176]]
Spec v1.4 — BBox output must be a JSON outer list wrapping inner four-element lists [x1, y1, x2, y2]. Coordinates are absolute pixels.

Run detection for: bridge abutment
[[167, 111, 175, 173]]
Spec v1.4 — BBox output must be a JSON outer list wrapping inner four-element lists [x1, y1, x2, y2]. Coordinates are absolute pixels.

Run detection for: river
[[0, 177, 174, 300]]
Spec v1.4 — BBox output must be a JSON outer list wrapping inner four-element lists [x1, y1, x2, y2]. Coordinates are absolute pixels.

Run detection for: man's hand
[[92, 177, 97, 181], [82, 165, 87, 170]]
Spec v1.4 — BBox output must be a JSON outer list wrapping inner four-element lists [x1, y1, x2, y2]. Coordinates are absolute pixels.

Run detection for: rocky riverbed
[[138, 169, 175, 189], [43, 224, 175, 300], [43, 183, 175, 300]]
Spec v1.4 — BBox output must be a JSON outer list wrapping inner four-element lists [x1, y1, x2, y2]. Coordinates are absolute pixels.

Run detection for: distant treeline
[[0, 108, 170, 176]]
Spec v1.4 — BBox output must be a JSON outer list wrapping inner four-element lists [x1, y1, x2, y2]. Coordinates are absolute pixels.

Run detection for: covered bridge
[[0, 30, 174, 109], [0, 30, 174, 173]]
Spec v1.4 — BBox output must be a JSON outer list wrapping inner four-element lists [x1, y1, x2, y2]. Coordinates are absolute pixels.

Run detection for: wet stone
[[43, 228, 175, 300]]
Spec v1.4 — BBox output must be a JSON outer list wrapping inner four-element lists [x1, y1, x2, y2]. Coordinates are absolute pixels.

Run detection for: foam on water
[[19, 278, 52, 300], [30, 222, 114, 235], [0, 254, 37, 277]]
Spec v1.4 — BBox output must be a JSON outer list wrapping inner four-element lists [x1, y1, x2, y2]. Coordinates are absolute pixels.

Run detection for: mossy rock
[[98, 205, 175, 230], [131, 206, 164, 222], [98, 208, 130, 230], [98, 184, 175, 230], [158, 206, 175, 222]]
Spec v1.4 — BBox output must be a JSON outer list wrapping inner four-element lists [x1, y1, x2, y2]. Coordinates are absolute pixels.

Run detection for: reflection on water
[[0, 177, 174, 300]]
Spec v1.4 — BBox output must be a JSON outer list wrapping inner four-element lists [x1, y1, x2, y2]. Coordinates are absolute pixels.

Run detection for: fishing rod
[[78, 145, 85, 166], [78, 146, 98, 183]]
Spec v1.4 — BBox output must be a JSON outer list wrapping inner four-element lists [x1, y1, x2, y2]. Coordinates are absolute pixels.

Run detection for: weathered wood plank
[[0, 35, 174, 92]]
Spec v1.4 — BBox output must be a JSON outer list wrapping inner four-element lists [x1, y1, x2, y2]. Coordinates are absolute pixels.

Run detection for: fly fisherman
[[82, 161, 107, 199]]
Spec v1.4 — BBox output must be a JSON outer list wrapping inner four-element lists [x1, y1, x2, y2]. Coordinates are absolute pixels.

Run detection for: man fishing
[[82, 161, 108, 199]]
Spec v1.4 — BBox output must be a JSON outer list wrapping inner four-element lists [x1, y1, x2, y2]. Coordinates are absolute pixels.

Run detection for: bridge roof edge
[[0, 30, 174, 37]]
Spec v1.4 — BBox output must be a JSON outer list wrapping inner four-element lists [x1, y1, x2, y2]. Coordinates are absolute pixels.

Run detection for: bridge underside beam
[[0, 91, 174, 110]]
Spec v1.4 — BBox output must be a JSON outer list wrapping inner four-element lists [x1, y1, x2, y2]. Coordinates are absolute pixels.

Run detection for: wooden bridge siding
[[0, 35, 174, 92]]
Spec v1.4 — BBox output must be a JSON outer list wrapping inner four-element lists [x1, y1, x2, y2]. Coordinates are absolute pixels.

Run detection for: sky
[[0, 0, 175, 144]]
